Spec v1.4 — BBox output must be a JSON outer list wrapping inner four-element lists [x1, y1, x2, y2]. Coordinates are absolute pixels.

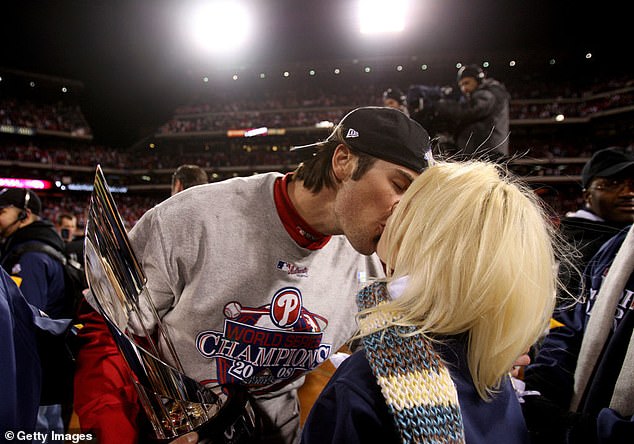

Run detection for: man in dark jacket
[[522, 224, 633, 444], [434, 64, 510, 159], [0, 188, 67, 317], [0, 187, 69, 435], [558, 147, 634, 301]]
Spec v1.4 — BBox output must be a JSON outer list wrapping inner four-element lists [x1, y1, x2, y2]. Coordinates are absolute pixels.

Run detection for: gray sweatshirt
[[127, 172, 384, 441]]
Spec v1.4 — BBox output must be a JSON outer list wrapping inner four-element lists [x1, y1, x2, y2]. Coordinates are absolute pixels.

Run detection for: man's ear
[[582, 188, 592, 208], [173, 179, 184, 194], [18, 208, 33, 225], [331, 144, 355, 182]]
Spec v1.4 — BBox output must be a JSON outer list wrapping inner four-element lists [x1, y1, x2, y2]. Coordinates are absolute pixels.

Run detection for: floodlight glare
[[359, 0, 408, 34], [189, 1, 253, 54]]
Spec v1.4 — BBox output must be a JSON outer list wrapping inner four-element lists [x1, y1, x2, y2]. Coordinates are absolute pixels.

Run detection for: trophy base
[[150, 387, 257, 444]]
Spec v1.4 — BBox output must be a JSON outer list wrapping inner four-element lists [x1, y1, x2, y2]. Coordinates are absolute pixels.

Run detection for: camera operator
[[408, 64, 510, 160]]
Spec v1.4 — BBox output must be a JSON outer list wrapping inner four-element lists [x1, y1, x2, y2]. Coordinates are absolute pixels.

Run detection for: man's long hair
[[293, 126, 377, 193]]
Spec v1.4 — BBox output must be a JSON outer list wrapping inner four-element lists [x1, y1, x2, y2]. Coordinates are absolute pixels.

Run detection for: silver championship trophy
[[84, 165, 256, 442]]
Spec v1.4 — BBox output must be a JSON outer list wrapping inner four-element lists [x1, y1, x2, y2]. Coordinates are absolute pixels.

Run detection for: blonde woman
[[301, 161, 559, 444]]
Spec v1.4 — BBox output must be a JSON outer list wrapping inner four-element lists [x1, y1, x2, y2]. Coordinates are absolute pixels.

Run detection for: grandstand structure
[[1, 55, 633, 228]]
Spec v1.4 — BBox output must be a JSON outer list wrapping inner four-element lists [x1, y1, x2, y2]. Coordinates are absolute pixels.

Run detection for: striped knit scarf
[[357, 281, 466, 444]]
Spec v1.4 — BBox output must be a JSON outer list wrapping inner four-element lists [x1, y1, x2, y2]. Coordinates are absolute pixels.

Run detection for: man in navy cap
[[0, 188, 68, 317], [578, 147, 634, 228], [557, 146, 634, 300], [521, 147, 634, 443]]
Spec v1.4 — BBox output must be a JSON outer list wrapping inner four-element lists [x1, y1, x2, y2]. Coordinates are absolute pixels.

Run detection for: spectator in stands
[[301, 161, 559, 443], [171, 164, 209, 195], [382, 87, 409, 116], [64, 219, 86, 273], [55, 211, 87, 299], [557, 147, 634, 301], [74, 106, 432, 444], [55, 212, 77, 243], [434, 64, 511, 159], [522, 224, 633, 444], [0, 188, 69, 436]]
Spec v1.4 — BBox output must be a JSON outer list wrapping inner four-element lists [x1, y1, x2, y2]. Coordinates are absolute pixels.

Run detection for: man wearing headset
[[0, 187, 68, 435], [434, 64, 511, 159]]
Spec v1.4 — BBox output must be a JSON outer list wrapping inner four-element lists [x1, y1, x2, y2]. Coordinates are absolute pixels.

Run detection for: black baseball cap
[[382, 87, 406, 105], [0, 188, 42, 215], [291, 106, 432, 173], [581, 147, 634, 188]]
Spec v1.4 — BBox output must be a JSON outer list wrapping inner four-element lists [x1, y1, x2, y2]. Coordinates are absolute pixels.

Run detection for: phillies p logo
[[270, 287, 302, 328]]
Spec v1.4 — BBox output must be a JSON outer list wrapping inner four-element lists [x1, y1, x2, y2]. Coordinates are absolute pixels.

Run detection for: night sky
[[1, 0, 626, 147]]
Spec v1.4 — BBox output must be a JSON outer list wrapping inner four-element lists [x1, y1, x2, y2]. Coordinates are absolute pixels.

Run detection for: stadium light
[[187, 1, 253, 54], [359, 0, 409, 34]]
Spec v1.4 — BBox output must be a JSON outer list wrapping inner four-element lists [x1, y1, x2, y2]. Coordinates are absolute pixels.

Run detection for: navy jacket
[[0, 267, 41, 432], [557, 213, 626, 303], [301, 339, 529, 444], [0, 267, 70, 432], [0, 220, 66, 318], [524, 226, 633, 443]]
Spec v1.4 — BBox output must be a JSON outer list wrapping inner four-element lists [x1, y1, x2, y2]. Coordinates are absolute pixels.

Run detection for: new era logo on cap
[[346, 128, 359, 138]]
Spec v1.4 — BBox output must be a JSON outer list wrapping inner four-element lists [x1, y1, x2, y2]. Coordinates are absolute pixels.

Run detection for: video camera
[[406, 84, 457, 115], [406, 84, 459, 138]]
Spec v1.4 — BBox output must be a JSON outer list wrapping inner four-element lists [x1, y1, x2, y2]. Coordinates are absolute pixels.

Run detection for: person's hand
[[511, 353, 531, 378], [169, 431, 198, 443]]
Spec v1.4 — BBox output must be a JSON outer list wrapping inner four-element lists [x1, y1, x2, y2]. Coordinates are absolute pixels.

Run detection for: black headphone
[[17, 190, 30, 221]]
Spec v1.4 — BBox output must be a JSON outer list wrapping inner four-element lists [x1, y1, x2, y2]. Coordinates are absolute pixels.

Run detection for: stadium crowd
[[1, 66, 633, 228], [0, 98, 91, 136], [159, 84, 634, 135]]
